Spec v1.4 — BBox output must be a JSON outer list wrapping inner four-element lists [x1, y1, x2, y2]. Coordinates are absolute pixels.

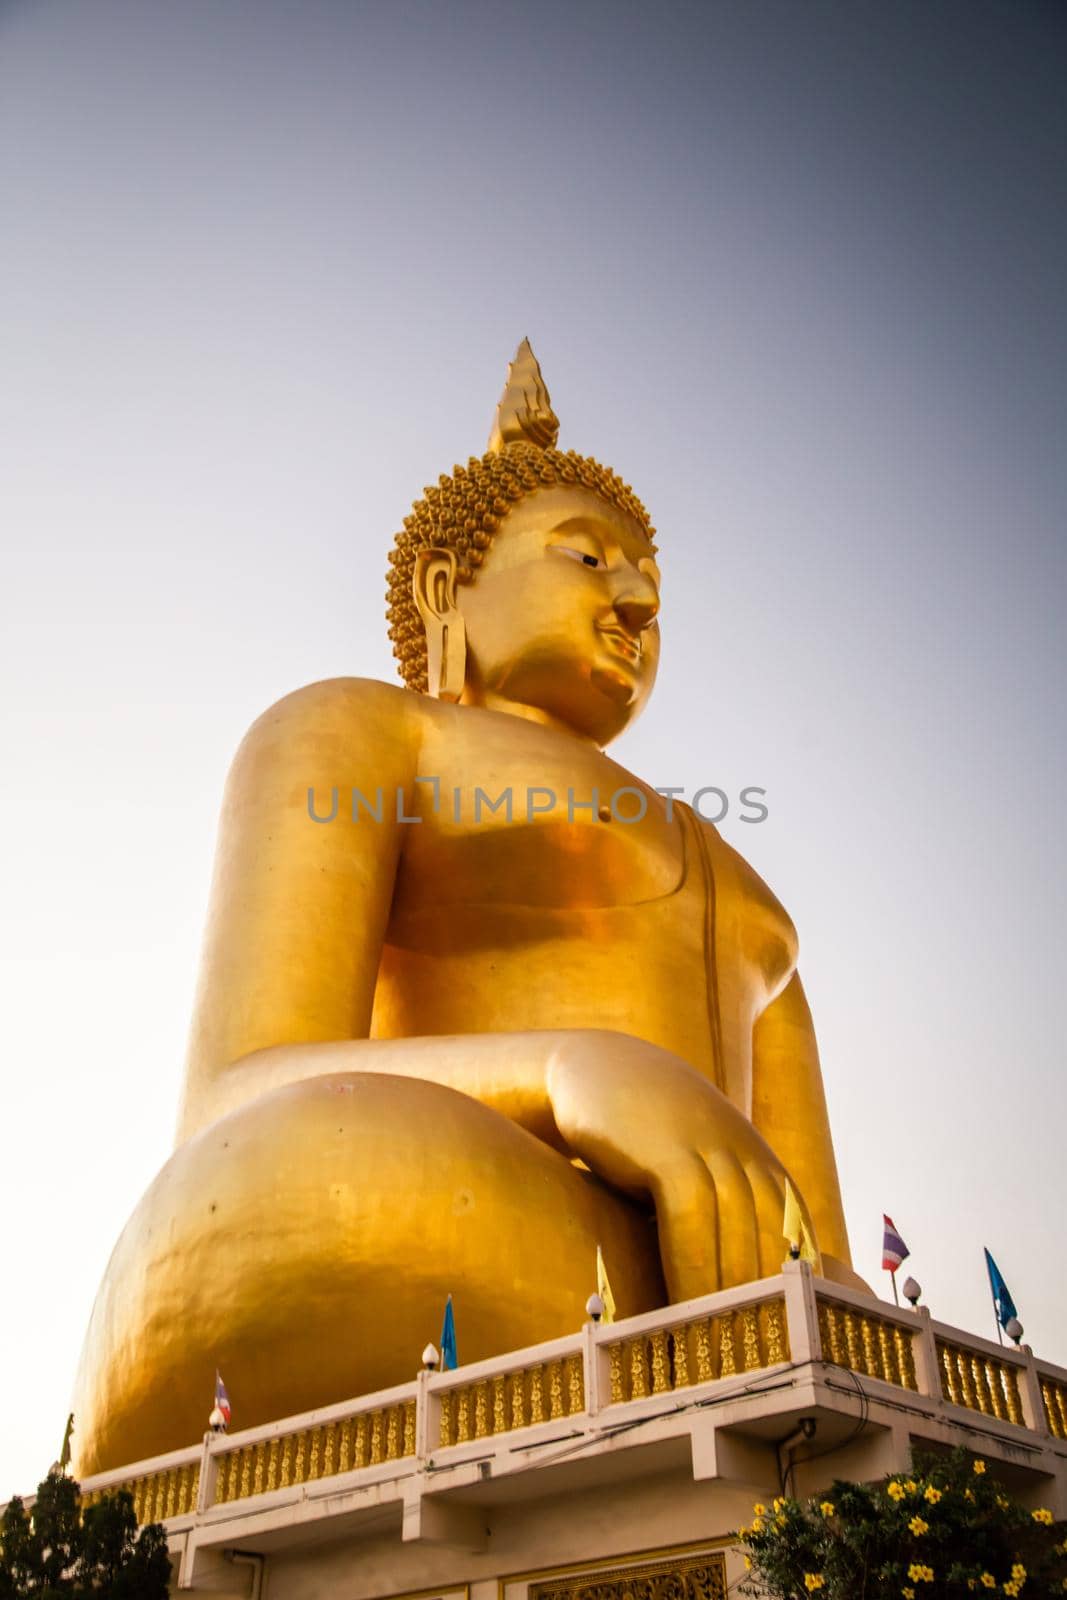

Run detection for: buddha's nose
[[613, 584, 659, 636]]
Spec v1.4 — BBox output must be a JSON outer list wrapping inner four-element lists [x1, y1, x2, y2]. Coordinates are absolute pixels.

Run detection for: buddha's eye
[[553, 545, 603, 569]]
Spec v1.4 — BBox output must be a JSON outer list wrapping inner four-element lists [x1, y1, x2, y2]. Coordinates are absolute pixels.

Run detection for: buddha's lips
[[596, 625, 642, 663]]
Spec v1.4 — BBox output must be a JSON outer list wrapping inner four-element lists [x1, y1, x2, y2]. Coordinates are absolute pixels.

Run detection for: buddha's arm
[[750, 972, 854, 1274], [177, 678, 418, 1143], [218, 1027, 813, 1301]]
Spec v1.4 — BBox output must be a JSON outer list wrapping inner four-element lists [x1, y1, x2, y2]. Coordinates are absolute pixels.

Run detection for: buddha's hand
[[545, 1031, 818, 1300]]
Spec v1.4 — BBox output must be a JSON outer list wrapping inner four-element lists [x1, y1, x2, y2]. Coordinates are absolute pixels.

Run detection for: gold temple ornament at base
[[69, 341, 861, 1476]]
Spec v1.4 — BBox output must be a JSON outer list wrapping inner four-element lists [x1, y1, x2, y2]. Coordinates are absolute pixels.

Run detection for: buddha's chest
[[392, 718, 682, 912]]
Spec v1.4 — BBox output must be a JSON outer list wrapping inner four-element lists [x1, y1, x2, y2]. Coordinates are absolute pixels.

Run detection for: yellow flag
[[58, 1413, 74, 1473], [783, 1180, 817, 1263], [596, 1244, 617, 1324]]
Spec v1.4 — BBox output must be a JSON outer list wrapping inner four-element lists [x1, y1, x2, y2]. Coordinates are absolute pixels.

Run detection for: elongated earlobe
[[412, 548, 468, 702]]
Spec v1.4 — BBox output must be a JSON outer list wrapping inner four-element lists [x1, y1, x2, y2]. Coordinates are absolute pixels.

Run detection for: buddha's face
[[454, 485, 661, 746]]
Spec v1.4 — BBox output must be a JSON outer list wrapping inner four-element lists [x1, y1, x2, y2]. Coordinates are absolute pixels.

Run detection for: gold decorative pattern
[[439, 1393, 454, 1448], [764, 1300, 789, 1366], [567, 1354, 585, 1415], [549, 1362, 565, 1420], [434, 1356, 579, 1448], [630, 1338, 651, 1399], [530, 1364, 546, 1424], [718, 1317, 736, 1377], [528, 1549, 726, 1600], [1041, 1378, 1067, 1440], [694, 1320, 713, 1384], [602, 1300, 789, 1405], [936, 1339, 1024, 1426], [608, 1343, 625, 1403], [473, 1383, 490, 1440], [672, 1326, 691, 1388], [741, 1307, 761, 1371], [650, 1330, 670, 1394], [817, 1302, 919, 1392], [83, 1461, 200, 1525], [509, 1370, 526, 1429], [204, 1401, 416, 1507]]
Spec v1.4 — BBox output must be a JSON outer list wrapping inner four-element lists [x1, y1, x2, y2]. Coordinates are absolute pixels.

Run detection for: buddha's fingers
[[745, 1159, 790, 1279], [653, 1156, 722, 1302], [745, 1158, 821, 1277], [706, 1148, 761, 1290]]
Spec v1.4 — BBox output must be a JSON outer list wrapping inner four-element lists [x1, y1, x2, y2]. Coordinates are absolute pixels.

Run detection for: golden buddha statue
[[71, 342, 860, 1475]]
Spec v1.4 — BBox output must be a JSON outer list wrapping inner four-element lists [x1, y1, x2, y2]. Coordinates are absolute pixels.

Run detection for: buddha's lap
[[71, 1072, 665, 1475]]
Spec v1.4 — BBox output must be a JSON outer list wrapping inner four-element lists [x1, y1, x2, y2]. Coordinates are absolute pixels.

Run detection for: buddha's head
[[386, 341, 660, 748]]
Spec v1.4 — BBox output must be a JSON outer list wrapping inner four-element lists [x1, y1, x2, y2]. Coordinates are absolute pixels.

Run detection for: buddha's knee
[[71, 1072, 662, 1475]]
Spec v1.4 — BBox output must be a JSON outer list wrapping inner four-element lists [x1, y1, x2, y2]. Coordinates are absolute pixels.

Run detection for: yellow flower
[[908, 1564, 935, 1583], [996, 1494, 1010, 1510], [974, 1460, 987, 1475], [903, 1589, 916, 1599], [909, 1516, 929, 1536], [803, 1576, 825, 1592], [1004, 1584, 1020, 1598], [964, 1489, 976, 1503], [980, 1578, 996, 1590], [752, 1502, 767, 1515], [905, 1479, 919, 1494], [1011, 1565, 1026, 1581], [751, 1518, 764, 1533], [773, 1496, 785, 1511], [888, 1481, 907, 1501], [924, 1486, 943, 1505], [1032, 1508, 1053, 1524], [820, 1501, 835, 1518]]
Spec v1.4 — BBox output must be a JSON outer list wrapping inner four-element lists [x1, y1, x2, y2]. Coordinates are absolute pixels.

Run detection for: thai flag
[[215, 1370, 232, 1426], [882, 1215, 910, 1272]]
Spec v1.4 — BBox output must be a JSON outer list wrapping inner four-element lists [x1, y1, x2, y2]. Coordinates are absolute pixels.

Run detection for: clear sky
[[1, 0, 1064, 1497]]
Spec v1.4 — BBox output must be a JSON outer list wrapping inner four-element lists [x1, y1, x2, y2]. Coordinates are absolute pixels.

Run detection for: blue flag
[[440, 1294, 458, 1371], [984, 1248, 1018, 1330]]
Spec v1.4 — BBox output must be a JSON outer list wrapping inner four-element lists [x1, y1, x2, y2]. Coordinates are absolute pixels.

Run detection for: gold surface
[[71, 343, 858, 1475]]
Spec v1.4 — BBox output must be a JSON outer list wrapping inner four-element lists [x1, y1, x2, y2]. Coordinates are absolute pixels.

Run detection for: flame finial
[[487, 338, 560, 453]]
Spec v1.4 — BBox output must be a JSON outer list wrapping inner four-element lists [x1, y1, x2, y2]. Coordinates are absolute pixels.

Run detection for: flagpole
[[890, 1269, 899, 1307]]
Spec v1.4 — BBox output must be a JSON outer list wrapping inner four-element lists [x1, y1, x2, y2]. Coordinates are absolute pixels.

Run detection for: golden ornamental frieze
[[528, 1550, 727, 1600]]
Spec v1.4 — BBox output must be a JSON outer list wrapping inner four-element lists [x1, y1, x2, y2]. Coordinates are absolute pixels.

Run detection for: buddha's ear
[[412, 547, 467, 703]]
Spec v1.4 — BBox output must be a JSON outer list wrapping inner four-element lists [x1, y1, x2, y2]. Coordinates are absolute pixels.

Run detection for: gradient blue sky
[[1, 0, 1064, 1496]]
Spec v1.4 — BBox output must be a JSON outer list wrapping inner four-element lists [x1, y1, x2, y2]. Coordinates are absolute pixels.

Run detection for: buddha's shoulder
[[234, 676, 435, 768], [700, 820, 800, 986]]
